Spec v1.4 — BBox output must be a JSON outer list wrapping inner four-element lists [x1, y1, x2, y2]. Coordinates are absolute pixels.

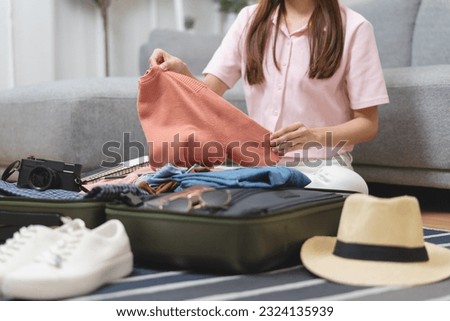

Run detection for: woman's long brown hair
[[245, 0, 344, 84]]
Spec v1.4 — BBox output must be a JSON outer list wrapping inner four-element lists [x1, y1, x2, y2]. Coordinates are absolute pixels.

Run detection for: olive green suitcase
[[0, 197, 106, 243], [106, 188, 346, 274]]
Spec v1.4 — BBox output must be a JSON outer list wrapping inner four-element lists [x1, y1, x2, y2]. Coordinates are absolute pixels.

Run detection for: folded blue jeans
[[133, 166, 309, 191], [171, 167, 310, 190]]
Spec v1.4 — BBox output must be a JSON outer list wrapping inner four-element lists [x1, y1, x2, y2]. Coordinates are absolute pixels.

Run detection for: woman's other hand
[[270, 106, 378, 156], [270, 122, 321, 156]]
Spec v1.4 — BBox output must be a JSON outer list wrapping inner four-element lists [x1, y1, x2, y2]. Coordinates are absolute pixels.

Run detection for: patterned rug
[[62, 227, 450, 301]]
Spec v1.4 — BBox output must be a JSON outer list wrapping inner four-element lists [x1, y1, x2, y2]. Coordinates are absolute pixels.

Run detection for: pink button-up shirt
[[203, 3, 389, 160]]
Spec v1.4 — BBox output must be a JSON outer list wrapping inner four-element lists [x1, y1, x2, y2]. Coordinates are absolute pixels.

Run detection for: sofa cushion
[[139, 29, 222, 76], [412, 0, 450, 66], [342, 0, 421, 68], [0, 78, 147, 172]]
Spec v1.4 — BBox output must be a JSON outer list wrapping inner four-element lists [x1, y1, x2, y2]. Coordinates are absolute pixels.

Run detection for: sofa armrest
[[0, 77, 147, 173], [352, 65, 450, 187]]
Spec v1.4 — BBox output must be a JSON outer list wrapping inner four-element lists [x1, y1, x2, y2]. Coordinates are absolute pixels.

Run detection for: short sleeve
[[203, 6, 255, 89], [345, 20, 390, 109]]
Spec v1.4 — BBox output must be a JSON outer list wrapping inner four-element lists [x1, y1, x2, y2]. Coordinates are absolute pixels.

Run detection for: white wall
[[54, 0, 104, 80], [0, 0, 56, 88], [109, 0, 221, 76], [109, 0, 158, 77], [0, 0, 14, 89], [0, 0, 223, 90]]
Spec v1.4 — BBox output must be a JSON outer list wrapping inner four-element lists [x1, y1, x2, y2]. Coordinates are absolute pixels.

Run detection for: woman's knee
[[305, 166, 369, 194]]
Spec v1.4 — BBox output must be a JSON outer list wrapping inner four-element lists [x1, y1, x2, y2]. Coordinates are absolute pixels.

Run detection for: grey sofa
[[1, 0, 449, 190], [0, 77, 146, 174], [343, 0, 450, 190]]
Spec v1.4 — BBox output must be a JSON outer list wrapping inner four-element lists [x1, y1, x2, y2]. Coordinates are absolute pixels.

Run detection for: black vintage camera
[[17, 157, 83, 192]]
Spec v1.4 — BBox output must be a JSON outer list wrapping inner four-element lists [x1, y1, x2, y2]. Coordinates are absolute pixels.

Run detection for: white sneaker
[[2, 219, 133, 300], [0, 218, 85, 295]]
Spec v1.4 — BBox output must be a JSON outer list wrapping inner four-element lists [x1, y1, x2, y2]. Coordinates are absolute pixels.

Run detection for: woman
[[149, 0, 389, 193]]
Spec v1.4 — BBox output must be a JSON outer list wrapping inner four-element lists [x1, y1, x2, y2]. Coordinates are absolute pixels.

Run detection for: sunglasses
[[143, 186, 232, 213]]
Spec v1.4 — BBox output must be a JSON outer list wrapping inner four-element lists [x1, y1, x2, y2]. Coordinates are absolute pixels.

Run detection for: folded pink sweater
[[137, 67, 280, 168]]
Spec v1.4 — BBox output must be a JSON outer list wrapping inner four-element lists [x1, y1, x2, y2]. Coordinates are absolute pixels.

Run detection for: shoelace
[[36, 228, 85, 268], [0, 226, 38, 263]]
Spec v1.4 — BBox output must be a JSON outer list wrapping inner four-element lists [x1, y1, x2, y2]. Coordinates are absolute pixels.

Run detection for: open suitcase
[[106, 188, 346, 274], [0, 158, 110, 243], [0, 197, 106, 243]]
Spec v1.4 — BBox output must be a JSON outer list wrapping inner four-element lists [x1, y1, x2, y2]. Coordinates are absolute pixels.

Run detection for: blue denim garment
[[136, 164, 310, 190], [172, 167, 311, 190], [134, 163, 189, 188]]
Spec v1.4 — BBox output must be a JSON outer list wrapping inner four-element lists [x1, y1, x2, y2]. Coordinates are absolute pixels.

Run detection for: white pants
[[278, 153, 369, 194]]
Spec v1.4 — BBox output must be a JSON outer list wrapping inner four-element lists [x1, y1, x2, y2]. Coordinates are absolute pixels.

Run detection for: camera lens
[[27, 166, 57, 191]]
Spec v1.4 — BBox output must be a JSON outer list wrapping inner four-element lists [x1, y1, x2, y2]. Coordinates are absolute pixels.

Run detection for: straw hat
[[300, 193, 450, 286]]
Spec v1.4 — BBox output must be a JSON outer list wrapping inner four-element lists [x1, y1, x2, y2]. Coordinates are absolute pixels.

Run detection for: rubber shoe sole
[[2, 251, 133, 300], [2, 219, 133, 300]]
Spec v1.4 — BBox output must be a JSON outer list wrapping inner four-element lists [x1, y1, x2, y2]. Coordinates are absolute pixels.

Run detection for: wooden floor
[[369, 183, 450, 231], [422, 212, 450, 230]]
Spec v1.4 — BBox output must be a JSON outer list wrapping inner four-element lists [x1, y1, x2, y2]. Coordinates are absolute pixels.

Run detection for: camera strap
[[1, 160, 21, 182], [79, 182, 90, 193]]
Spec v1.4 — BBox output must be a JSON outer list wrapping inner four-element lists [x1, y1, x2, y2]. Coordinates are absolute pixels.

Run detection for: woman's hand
[[270, 122, 321, 156], [149, 48, 194, 78], [148, 48, 230, 96], [270, 106, 379, 156]]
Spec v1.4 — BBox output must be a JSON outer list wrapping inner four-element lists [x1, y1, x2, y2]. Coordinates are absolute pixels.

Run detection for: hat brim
[[300, 236, 450, 287]]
